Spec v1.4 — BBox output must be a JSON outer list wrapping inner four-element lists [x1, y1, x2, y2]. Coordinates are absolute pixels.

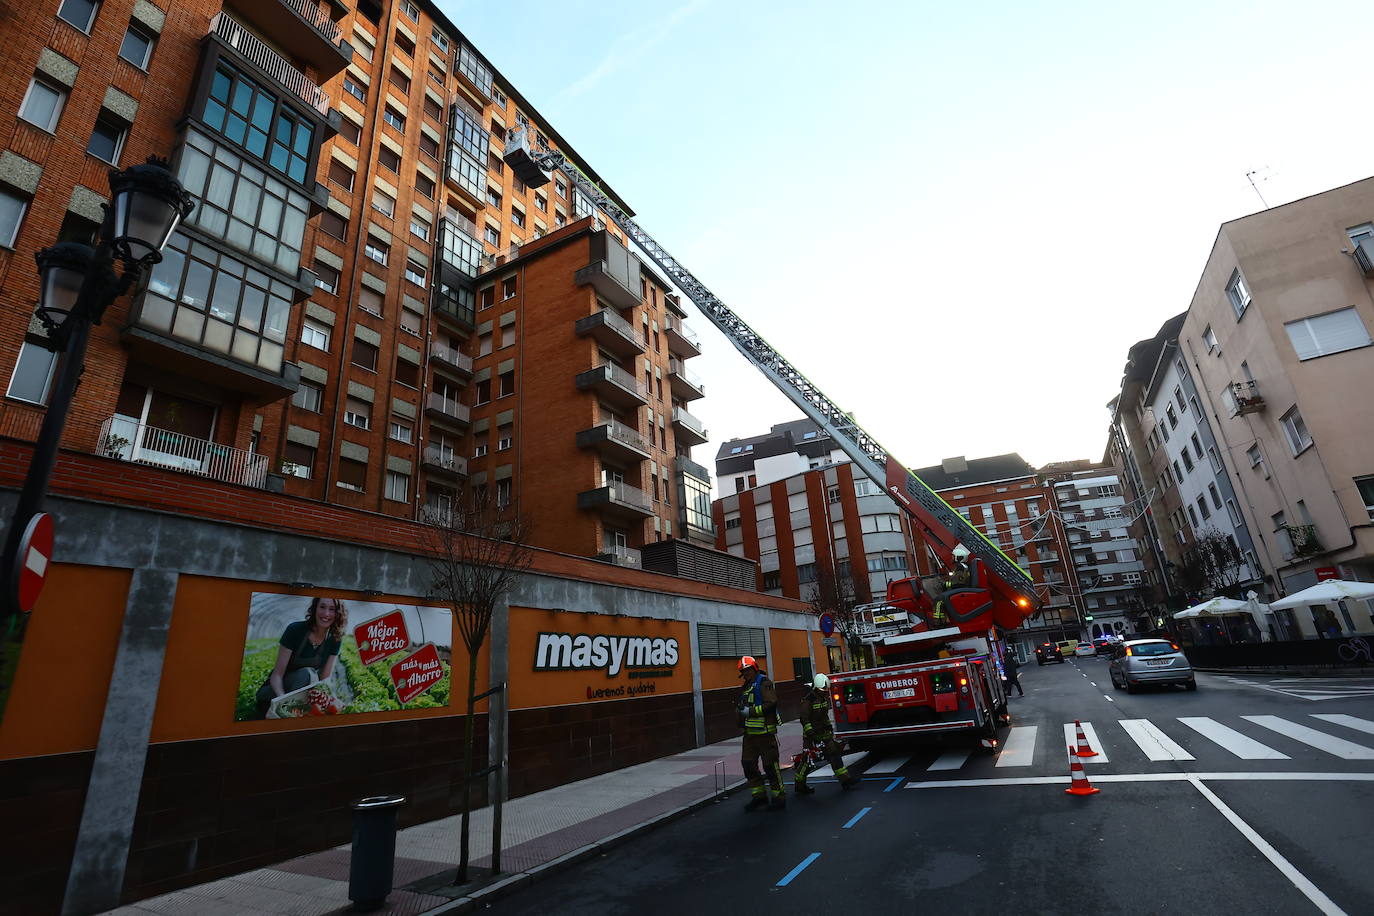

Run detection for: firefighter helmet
[[812, 673, 830, 691], [737, 655, 757, 672]]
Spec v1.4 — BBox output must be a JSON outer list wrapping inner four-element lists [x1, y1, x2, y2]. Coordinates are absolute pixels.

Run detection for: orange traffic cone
[[1073, 719, 1098, 758], [1066, 745, 1100, 796]]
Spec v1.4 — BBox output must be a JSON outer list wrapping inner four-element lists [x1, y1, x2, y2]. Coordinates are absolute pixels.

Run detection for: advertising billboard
[[234, 592, 452, 720]]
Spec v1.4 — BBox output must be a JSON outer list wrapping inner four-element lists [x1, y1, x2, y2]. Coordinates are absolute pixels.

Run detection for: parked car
[[1108, 639, 1196, 692], [1035, 641, 1065, 665], [1093, 635, 1120, 655], [1074, 643, 1097, 658], [1056, 639, 1080, 658]]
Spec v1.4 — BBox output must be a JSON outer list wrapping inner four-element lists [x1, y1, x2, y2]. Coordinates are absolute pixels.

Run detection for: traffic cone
[[1073, 719, 1098, 758], [1065, 745, 1100, 796]]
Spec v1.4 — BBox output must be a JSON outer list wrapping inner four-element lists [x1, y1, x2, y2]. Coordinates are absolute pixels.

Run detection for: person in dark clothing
[[1003, 648, 1024, 697], [738, 656, 785, 811], [794, 673, 857, 794]]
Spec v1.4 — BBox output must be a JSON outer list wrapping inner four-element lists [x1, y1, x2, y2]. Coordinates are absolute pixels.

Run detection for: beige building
[[1177, 177, 1374, 599]]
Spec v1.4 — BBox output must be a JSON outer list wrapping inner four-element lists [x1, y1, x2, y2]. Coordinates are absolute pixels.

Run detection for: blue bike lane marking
[[842, 806, 873, 829], [776, 852, 822, 887]]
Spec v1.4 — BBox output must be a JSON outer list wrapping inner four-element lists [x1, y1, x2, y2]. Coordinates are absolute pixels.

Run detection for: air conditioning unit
[[1355, 238, 1374, 277]]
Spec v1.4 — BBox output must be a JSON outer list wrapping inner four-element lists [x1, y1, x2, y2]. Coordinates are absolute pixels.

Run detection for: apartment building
[[0, 0, 710, 567], [909, 455, 1083, 651], [716, 418, 847, 495]]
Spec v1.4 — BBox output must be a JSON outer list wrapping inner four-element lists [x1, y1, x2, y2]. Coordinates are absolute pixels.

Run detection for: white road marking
[[1063, 722, 1109, 763], [905, 771, 1374, 789], [808, 752, 867, 778], [1119, 719, 1195, 761], [1188, 777, 1347, 916], [1103, 695, 1114, 702], [1243, 715, 1374, 760], [864, 755, 913, 774], [1089, 682, 1097, 687], [1178, 717, 1289, 760], [1311, 713, 1374, 737], [925, 751, 969, 772], [995, 726, 1037, 767]]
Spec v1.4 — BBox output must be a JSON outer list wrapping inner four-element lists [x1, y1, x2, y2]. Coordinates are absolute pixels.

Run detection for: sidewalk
[[105, 723, 805, 916]]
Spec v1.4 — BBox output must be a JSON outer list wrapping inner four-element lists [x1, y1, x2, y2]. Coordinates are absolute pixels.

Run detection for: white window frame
[[1355, 476, 1374, 519], [5, 341, 59, 404], [389, 418, 413, 443], [301, 319, 330, 351], [404, 259, 427, 286], [410, 215, 430, 241], [57, 0, 99, 33], [385, 470, 410, 502], [1226, 269, 1251, 318], [1284, 307, 1372, 361], [343, 397, 371, 430], [291, 380, 323, 412], [371, 188, 396, 217], [19, 77, 67, 132], [1280, 406, 1313, 455], [364, 237, 389, 265], [1203, 325, 1218, 353], [118, 21, 155, 69], [401, 0, 419, 21]]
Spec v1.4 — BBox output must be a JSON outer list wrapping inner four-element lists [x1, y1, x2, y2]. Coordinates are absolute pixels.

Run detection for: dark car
[[1035, 641, 1064, 665]]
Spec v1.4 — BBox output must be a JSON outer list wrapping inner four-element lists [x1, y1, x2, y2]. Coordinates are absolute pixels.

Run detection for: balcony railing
[[98, 416, 269, 488], [280, 0, 341, 42], [672, 405, 707, 438], [426, 391, 470, 425], [429, 341, 472, 374], [1354, 238, 1374, 276], [594, 419, 651, 453], [664, 314, 701, 357], [1282, 523, 1323, 559], [210, 13, 329, 115], [595, 545, 643, 569], [1229, 380, 1265, 416], [422, 446, 468, 477]]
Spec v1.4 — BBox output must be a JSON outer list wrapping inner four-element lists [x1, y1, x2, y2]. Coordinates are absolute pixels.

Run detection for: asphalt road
[[483, 659, 1374, 915]]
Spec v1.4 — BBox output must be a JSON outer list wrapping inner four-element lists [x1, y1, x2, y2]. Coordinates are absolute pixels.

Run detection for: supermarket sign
[[533, 632, 680, 677]]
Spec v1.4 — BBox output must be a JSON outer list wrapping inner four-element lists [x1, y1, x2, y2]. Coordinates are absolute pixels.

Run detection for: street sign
[[13, 513, 54, 613], [1315, 566, 1340, 581], [819, 613, 835, 636]]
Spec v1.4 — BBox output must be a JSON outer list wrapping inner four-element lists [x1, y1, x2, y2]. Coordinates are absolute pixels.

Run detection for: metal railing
[[98, 416, 269, 488], [426, 391, 470, 423], [423, 446, 468, 476], [596, 545, 643, 568], [672, 406, 707, 437], [481, 243, 521, 269], [591, 361, 644, 396], [668, 359, 703, 390], [665, 314, 700, 347], [444, 208, 478, 238], [575, 308, 639, 343], [429, 341, 472, 373], [600, 418, 651, 453], [210, 13, 329, 115], [604, 481, 653, 512], [279, 0, 342, 44]]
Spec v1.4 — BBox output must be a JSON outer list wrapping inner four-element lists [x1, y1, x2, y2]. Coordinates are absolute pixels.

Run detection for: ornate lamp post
[[0, 158, 193, 711]]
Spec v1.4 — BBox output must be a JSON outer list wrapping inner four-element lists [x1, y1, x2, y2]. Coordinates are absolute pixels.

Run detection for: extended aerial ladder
[[503, 132, 1042, 632]]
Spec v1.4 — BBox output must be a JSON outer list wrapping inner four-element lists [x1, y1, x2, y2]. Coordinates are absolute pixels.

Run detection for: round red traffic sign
[[15, 513, 54, 613]]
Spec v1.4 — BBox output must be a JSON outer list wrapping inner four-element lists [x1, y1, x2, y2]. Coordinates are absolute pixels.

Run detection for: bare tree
[[807, 563, 863, 671], [1174, 528, 1245, 599], [419, 489, 534, 885]]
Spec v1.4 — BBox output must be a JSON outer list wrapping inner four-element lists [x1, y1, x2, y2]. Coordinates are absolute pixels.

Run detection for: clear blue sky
[[441, 0, 1374, 481]]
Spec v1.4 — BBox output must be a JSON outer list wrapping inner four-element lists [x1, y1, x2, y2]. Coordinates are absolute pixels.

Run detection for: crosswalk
[[1222, 676, 1374, 702], [847, 713, 1374, 776]]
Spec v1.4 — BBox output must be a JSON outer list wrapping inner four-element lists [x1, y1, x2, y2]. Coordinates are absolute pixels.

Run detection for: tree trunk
[[456, 652, 479, 883]]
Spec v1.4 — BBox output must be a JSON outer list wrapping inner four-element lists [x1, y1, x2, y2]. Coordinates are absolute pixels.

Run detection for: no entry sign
[[14, 513, 54, 613]]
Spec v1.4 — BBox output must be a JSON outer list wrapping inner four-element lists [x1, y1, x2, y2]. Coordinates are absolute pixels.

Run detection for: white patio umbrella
[[1268, 579, 1374, 609], [1172, 597, 1252, 620]]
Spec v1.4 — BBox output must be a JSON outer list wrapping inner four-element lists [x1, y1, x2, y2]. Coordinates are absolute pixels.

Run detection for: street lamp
[[1, 156, 194, 619]]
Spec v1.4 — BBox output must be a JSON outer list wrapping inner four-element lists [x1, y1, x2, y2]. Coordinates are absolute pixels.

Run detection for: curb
[[425, 776, 751, 914]]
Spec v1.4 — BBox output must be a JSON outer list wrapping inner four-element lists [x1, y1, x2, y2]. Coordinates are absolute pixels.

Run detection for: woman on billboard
[[253, 597, 349, 718]]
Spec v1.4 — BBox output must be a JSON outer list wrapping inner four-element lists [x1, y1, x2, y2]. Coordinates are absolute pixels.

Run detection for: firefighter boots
[[794, 782, 815, 795], [769, 793, 787, 810], [744, 796, 768, 812]]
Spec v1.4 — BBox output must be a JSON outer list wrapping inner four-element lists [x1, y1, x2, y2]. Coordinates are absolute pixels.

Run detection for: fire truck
[[505, 134, 1041, 750]]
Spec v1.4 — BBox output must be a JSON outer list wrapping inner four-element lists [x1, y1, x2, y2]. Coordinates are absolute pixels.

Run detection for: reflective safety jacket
[[739, 673, 779, 735], [799, 686, 834, 737]]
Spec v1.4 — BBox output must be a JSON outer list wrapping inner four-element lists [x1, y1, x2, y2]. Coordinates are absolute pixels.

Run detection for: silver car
[[1108, 639, 1196, 692]]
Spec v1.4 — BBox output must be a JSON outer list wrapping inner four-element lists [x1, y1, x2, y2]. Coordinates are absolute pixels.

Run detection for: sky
[[440, 0, 1374, 484]]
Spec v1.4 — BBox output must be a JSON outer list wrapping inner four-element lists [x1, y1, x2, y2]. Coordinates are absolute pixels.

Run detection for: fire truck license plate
[[883, 688, 916, 699]]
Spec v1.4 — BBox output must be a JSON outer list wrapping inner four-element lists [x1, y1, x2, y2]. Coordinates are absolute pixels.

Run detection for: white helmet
[[812, 673, 830, 691]]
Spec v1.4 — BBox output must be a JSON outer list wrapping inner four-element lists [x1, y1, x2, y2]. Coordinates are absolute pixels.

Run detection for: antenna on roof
[[1245, 167, 1274, 209]]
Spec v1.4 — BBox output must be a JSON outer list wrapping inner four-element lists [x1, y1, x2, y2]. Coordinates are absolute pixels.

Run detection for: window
[[475, 379, 491, 404], [487, 151, 505, 175], [383, 105, 406, 131], [477, 332, 492, 356], [57, 210, 99, 245], [302, 319, 330, 350], [352, 29, 375, 62], [202, 62, 313, 183], [399, 307, 421, 336], [1355, 477, 1374, 518], [401, 0, 418, 20], [496, 478, 512, 508], [404, 258, 427, 286], [1187, 504, 1199, 527], [498, 369, 514, 397], [291, 380, 323, 412], [342, 75, 366, 102], [1159, 421, 1169, 443], [487, 187, 503, 209], [1272, 511, 1292, 555], [1203, 325, 1218, 353], [328, 159, 356, 191], [371, 187, 396, 217], [485, 225, 500, 245], [343, 397, 371, 429], [479, 287, 495, 310], [1226, 269, 1251, 318], [118, 22, 155, 68], [418, 132, 440, 159], [358, 287, 383, 316], [389, 66, 411, 94], [501, 323, 515, 348], [1284, 307, 1371, 360], [394, 30, 415, 57], [57, 0, 99, 31], [1, 190, 28, 248], [497, 427, 513, 450], [394, 354, 419, 387], [1197, 495, 1211, 520], [502, 276, 517, 299], [378, 146, 401, 173], [1280, 407, 1313, 455], [534, 191, 547, 212], [1166, 404, 1178, 428], [284, 441, 315, 478], [337, 457, 367, 492], [1227, 499, 1243, 526], [390, 418, 413, 443], [1173, 459, 1183, 481], [1189, 433, 1203, 460], [385, 470, 410, 502], [1181, 449, 1194, 473], [555, 176, 567, 198], [415, 172, 435, 199], [472, 437, 488, 457], [313, 262, 340, 294], [5, 341, 58, 404], [410, 214, 431, 241], [337, 118, 361, 145], [364, 235, 389, 265], [1208, 483, 1223, 510], [431, 27, 450, 53], [351, 339, 378, 371], [511, 206, 525, 229], [20, 78, 66, 132]]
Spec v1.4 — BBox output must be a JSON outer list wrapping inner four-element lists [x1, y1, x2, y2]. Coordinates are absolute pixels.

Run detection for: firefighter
[[794, 673, 858, 794], [737, 655, 785, 811]]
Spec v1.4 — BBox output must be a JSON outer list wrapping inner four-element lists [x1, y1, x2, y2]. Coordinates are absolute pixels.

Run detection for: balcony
[[576, 419, 652, 464], [664, 314, 701, 358], [444, 146, 487, 212], [209, 13, 330, 115], [425, 391, 470, 428], [574, 230, 641, 310], [454, 40, 494, 102], [1229, 380, 1265, 416], [668, 358, 705, 401], [98, 416, 270, 488], [421, 446, 468, 480], [671, 406, 709, 446], [664, 291, 688, 319], [577, 481, 655, 521], [429, 341, 473, 379], [1355, 238, 1374, 277], [501, 127, 551, 189], [1282, 523, 1324, 560], [595, 545, 643, 569], [575, 362, 647, 410], [481, 243, 521, 271], [575, 309, 643, 358], [227, 0, 351, 76]]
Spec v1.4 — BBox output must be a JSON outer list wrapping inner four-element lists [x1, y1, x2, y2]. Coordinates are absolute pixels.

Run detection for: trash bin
[[349, 795, 406, 911]]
